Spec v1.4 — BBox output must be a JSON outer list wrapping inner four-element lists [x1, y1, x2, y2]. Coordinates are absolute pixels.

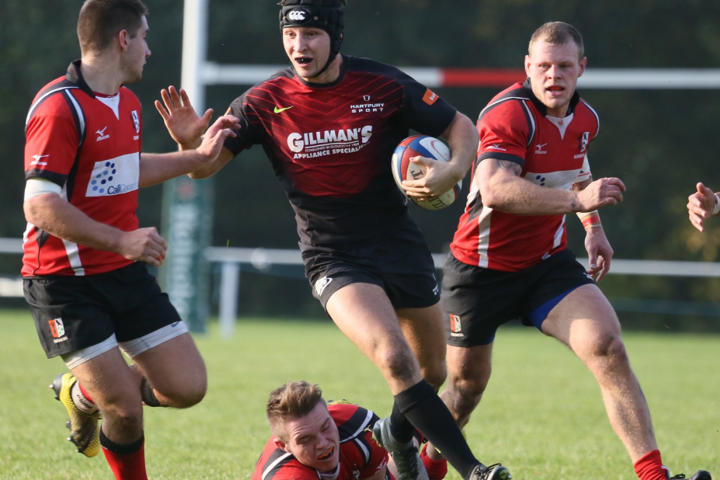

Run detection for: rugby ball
[[391, 135, 462, 210]]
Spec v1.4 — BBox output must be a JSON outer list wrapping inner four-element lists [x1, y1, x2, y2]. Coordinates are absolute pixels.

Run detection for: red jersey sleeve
[[24, 94, 79, 186], [476, 99, 531, 168]]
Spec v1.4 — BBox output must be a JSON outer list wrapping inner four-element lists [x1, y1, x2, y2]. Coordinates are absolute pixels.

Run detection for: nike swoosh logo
[[274, 106, 293, 113]]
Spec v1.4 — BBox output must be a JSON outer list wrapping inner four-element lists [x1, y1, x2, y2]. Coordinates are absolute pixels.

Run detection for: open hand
[[155, 86, 212, 148], [687, 182, 718, 232]]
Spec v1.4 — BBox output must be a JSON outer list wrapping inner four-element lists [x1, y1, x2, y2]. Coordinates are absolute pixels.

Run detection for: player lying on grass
[[427, 21, 712, 480], [155, 1, 509, 479], [254, 381, 447, 480]]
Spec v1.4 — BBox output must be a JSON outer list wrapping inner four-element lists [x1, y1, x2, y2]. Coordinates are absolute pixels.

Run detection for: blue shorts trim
[[525, 285, 583, 330]]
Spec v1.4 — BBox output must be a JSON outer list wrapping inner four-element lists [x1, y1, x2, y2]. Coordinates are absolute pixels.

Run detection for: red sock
[[100, 429, 148, 480], [421, 443, 449, 480], [634, 450, 669, 480]]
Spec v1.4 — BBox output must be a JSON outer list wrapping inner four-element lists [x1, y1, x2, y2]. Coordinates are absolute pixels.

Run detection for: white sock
[[70, 382, 98, 414]]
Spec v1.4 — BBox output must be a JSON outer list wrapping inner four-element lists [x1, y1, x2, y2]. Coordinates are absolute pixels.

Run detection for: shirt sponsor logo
[[287, 126, 373, 159], [96, 126, 110, 142], [422, 89, 439, 105], [574, 153, 586, 159], [350, 102, 385, 114], [449, 314, 463, 337], [534, 143, 547, 155], [315, 276, 333, 296], [363, 95, 371, 102], [30, 154, 49, 166], [49, 318, 68, 343], [86, 153, 140, 197]]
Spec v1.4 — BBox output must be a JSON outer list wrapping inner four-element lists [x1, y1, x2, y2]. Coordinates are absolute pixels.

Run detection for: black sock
[[389, 400, 415, 444], [394, 380, 480, 479], [99, 428, 144, 455]]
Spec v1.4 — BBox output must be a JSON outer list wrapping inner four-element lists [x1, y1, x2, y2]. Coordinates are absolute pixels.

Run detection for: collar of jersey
[[66, 60, 99, 99], [293, 54, 348, 89], [522, 77, 580, 117]]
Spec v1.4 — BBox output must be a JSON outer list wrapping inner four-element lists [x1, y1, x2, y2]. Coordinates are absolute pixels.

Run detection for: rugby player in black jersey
[[156, 2, 510, 479]]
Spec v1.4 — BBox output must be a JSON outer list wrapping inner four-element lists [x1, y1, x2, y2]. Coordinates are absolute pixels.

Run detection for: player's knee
[[377, 346, 419, 383], [102, 400, 143, 433], [159, 376, 207, 408], [584, 333, 629, 370]]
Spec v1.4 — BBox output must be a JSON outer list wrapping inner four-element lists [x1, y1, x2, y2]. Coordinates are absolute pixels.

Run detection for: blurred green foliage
[[3, 0, 720, 326]]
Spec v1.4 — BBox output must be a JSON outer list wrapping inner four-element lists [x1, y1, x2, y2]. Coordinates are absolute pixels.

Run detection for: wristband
[[713, 194, 720, 216], [579, 211, 602, 230]]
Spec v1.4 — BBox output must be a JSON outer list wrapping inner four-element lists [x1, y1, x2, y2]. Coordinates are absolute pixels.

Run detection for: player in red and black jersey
[[254, 381, 447, 480], [22, 1, 238, 479], [433, 22, 711, 480], [156, 1, 509, 479]]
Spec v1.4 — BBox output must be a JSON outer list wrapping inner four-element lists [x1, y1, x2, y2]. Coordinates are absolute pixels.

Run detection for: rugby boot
[[668, 470, 712, 480], [468, 463, 512, 480], [50, 373, 101, 457], [373, 416, 429, 480]]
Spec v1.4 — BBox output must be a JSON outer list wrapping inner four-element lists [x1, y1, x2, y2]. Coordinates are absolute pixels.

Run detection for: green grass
[[0, 309, 718, 479]]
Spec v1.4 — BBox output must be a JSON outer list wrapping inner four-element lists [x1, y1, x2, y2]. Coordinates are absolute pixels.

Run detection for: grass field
[[0, 309, 718, 479]]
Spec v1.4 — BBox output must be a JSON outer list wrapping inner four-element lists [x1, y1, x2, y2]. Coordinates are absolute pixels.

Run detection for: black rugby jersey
[[224, 54, 457, 246]]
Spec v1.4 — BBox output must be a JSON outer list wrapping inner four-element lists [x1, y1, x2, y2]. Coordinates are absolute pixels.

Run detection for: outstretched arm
[[402, 112, 478, 199], [477, 158, 626, 215], [139, 114, 240, 186], [687, 182, 719, 232]]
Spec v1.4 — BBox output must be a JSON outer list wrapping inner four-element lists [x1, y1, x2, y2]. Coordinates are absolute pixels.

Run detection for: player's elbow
[[479, 185, 505, 210], [23, 195, 54, 227]]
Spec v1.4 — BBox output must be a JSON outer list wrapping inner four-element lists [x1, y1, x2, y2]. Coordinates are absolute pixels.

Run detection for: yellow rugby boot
[[50, 373, 101, 457]]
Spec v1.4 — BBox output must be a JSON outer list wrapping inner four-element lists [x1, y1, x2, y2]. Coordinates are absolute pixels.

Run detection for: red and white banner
[[201, 64, 720, 89]]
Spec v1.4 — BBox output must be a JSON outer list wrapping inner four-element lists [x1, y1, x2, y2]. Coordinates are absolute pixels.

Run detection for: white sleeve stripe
[[580, 99, 600, 137], [339, 409, 374, 443], [25, 86, 79, 125], [521, 100, 536, 147], [262, 452, 294, 480], [354, 437, 371, 463], [66, 90, 86, 142]]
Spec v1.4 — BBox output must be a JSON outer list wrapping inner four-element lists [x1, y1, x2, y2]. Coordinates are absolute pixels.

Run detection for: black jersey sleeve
[[396, 71, 457, 137], [222, 87, 261, 156]]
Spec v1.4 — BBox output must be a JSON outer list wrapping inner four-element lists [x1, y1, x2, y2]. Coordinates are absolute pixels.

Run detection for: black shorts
[[300, 220, 440, 310], [24, 262, 182, 358], [442, 249, 595, 347]]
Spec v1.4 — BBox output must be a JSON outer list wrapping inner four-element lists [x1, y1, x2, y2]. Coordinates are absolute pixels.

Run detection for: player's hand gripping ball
[[391, 135, 462, 210]]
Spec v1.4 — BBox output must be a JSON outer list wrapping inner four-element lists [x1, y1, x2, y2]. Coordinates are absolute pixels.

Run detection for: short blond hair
[[267, 381, 325, 440], [529, 21, 584, 60]]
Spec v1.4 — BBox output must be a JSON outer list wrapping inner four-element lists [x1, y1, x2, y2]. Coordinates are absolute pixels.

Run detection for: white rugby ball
[[391, 135, 462, 210]]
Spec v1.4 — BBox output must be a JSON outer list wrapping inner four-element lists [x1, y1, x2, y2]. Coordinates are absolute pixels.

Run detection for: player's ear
[[578, 56, 588, 77], [524, 55, 531, 76], [273, 437, 289, 452], [118, 29, 130, 51]]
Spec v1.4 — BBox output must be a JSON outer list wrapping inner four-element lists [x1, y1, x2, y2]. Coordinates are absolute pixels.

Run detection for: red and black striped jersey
[[224, 55, 457, 246], [22, 60, 142, 277], [252, 402, 387, 480], [451, 80, 600, 271]]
